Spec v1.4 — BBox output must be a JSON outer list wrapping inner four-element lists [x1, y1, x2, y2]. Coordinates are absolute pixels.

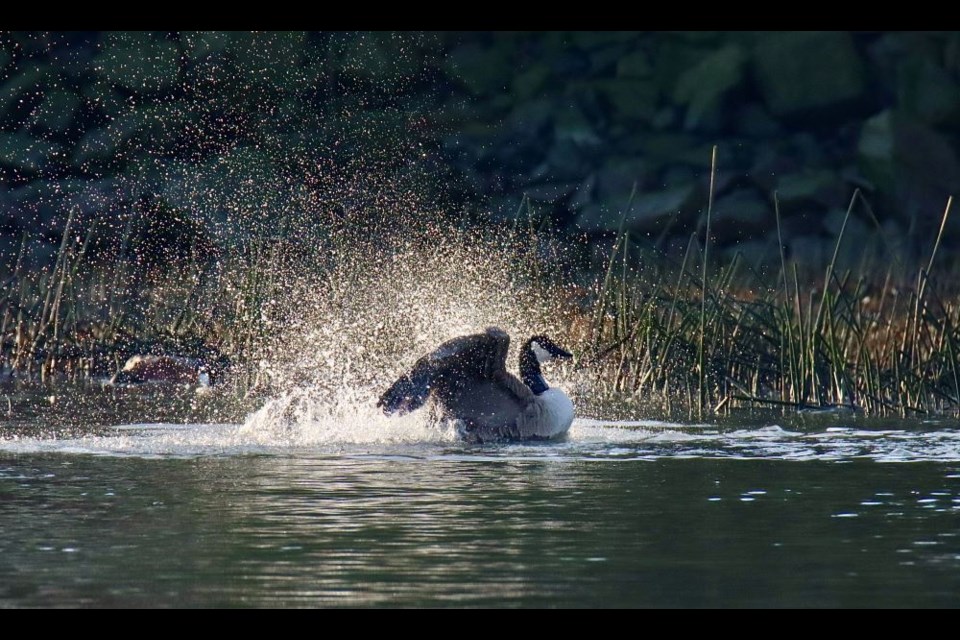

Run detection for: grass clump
[[577, 175, 959, 419]]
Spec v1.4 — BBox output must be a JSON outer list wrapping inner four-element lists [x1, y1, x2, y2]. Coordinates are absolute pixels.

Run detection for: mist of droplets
[[239, 218, 579, 443], [0, 32, 593, 442]]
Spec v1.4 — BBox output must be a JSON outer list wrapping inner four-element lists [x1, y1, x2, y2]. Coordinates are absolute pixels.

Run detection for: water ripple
[[2, 414, 960, 463]]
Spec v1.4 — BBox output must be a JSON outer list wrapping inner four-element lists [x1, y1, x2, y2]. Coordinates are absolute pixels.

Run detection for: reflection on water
[[2, 416, 960, 607]]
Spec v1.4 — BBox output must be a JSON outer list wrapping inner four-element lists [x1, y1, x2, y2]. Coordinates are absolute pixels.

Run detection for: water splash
[[237, 218, 579, 443], [240, 386, 457, 446]]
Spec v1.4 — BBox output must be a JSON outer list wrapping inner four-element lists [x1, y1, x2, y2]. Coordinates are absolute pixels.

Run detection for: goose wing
[[378, 327, 533, 418]]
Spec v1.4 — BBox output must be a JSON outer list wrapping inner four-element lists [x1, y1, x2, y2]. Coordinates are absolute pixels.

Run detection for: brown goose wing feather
[[378, 327, 533, 416]]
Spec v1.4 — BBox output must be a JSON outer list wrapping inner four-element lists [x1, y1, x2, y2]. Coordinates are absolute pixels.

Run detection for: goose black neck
[[520, 341, 549, 395]]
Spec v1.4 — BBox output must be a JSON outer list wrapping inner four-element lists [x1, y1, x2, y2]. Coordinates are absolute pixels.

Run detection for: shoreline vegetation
[[579, 164, 959, 419], [2, 157, 958, 422], [3, 32, 959, 423]]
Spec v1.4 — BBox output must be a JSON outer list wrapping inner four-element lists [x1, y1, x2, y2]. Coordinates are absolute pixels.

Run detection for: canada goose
[[378, 327, 574, 442]]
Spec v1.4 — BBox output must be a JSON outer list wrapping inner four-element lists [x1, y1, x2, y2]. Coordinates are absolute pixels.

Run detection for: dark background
[[1, 31, 958, 278]]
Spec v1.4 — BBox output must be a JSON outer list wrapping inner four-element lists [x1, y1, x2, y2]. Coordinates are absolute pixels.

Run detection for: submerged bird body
[[110, 354, 208, 386], [378, 327, 574, 442], [109, 353, 227, 387]]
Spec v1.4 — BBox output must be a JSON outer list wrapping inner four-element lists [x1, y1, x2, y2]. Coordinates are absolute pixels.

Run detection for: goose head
[[520, 335, 572, 395]]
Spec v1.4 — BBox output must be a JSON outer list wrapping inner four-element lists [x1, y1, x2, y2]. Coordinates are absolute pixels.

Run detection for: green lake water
[[2, 393, 960, 608]]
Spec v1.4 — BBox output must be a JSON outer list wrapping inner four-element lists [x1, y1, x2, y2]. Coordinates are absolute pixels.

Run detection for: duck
[[109, 353, 226, 387], [378, 327, 574, 442]]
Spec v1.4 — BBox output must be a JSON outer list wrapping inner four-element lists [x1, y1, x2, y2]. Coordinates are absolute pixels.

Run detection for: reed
[[575, 183, 960, 418], [0, 209, 266, 393]]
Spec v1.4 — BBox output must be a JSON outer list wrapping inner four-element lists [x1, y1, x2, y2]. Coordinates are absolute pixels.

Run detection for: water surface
[[3, 407, 960, 608]]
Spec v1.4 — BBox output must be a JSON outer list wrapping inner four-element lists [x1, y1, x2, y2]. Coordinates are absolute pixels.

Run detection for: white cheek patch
[[531, 341, 552, 364]]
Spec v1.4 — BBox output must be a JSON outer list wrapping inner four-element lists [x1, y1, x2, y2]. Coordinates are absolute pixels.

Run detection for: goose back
[[378, 326, 571, 441]]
